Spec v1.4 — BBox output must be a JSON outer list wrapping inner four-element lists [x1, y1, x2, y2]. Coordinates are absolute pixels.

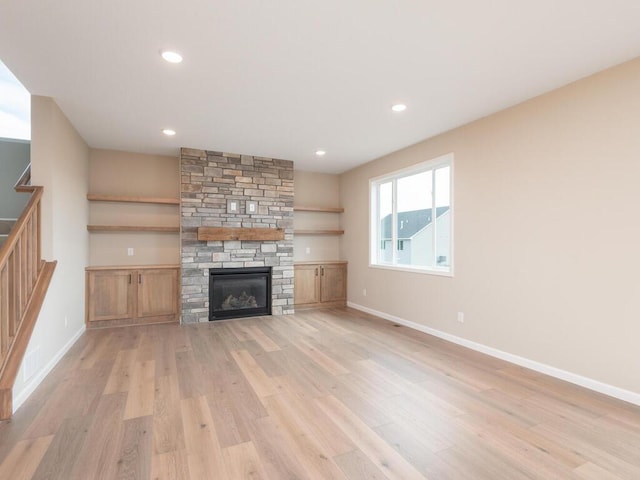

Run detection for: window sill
[[368, 263, 454, 277]]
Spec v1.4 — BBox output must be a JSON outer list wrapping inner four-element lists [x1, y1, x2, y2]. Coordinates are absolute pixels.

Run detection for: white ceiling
[[1, 1, 640, 173]]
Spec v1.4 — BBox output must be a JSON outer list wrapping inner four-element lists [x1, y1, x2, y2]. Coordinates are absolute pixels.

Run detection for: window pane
[[397, 171, 432, 266], [369, 154, 453, 274], [378, 181, 393, 263], [434, 166, 451, 267], [435, 165, 450, 207]]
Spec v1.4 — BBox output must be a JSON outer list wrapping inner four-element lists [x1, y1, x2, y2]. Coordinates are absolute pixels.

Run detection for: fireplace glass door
[[209, 267, 272, 320]]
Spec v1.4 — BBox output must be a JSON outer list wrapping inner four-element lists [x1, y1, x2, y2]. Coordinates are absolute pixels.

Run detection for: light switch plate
[[246, 201, 258, 214], [227, 200, 239, 214]]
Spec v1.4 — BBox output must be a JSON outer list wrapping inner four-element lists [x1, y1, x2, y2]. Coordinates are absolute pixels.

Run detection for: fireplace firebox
[[209, 267, 272, 320]]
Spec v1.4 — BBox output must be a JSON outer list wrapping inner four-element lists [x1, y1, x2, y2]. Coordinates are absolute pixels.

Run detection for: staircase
[[0, 165, 56, 419]]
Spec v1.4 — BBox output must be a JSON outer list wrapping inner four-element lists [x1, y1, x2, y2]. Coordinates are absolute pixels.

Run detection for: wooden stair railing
[[14, 163, 32, 193], [0, 166, 57, 420]]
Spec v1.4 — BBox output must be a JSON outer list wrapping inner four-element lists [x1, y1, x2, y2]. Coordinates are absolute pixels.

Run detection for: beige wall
[[340, 58, 640, 396], [89, 149, 179, 197], [88, 149, 180, 266], [293, 170, 342, 262], [13, 96, 90, 409]]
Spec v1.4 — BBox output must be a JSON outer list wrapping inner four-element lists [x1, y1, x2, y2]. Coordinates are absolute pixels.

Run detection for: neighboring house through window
[[370, 153, 453, 275]]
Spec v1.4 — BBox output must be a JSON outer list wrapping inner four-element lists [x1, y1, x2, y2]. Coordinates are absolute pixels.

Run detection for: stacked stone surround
[[180, 148, 294, 323]]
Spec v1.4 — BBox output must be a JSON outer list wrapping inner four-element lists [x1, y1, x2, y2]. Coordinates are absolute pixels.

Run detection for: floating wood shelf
[[294, 260, 347, 265], [294, 229, 344, 235], [87, 194, 180, 205], [293, 206, 344, 213], [87, 225, 180, 233], [198, 227, 285, 241]]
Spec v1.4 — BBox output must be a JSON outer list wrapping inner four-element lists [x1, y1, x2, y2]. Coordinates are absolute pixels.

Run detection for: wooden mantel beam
[[197, 227, 285, 241]]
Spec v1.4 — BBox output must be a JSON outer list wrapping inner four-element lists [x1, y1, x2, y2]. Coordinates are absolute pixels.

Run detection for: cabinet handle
[[128, 273, 132, 284], [138, 273, 142, 284], [321, 267, 324, 276], [315, 268, 318, 276]]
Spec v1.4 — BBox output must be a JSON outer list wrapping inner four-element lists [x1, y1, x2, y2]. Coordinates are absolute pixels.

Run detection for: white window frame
[[369, 153, 454, 277]]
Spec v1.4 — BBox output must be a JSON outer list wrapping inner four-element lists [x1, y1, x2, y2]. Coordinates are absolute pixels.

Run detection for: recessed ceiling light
[[315, 150, 326, 156], [391, 104, 407, 112], [162, 128, 176, 136], [160, 50, 183, 64]]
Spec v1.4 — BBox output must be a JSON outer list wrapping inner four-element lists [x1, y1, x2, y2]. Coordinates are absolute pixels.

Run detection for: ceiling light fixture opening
[[391, 104, 407, 112], [315, 150, 326, 156], [162, 128, 176, 136], [161, 50, 183, 64]]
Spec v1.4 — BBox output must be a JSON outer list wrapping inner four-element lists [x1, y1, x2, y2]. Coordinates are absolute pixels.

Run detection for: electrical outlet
[[305, 247, 311, 254], [457, 311, 464, 323], [363, 288, 367, 297], [127, 247, 134, 256]]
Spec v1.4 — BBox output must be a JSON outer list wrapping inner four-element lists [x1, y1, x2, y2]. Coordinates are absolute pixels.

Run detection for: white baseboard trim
[[12, 325, 86, 413], [347, 301, 640, 407]]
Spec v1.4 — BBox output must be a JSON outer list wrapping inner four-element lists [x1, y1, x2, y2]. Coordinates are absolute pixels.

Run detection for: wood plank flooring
[[1, 307, 639, 479]]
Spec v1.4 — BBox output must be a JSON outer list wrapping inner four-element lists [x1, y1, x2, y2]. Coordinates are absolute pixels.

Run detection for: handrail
[[14, 164, 33, 193]]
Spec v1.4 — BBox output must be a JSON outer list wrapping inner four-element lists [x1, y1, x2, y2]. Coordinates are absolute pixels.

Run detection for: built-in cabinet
[[293, 201, 347, 308], [294, 261, 347, 308], [86, 150, 182, 327], [85, 193, 180, 328], [86, 265, 179, 327]]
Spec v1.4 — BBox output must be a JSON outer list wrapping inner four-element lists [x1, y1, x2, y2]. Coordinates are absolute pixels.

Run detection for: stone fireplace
[[180, 148, 294, 323]]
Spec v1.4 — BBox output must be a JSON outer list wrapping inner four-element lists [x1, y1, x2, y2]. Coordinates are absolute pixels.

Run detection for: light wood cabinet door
[[137, 268, 179, 318], [87, 270, 135, 322], [294, 262, 347, 308], [320, 264, 347, 303], [294, 264, 321, 305], [86, 266, 179, 326]]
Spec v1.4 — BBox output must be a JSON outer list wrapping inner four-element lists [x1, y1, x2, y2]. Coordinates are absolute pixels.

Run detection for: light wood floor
[[1, 308, 639, 479]]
